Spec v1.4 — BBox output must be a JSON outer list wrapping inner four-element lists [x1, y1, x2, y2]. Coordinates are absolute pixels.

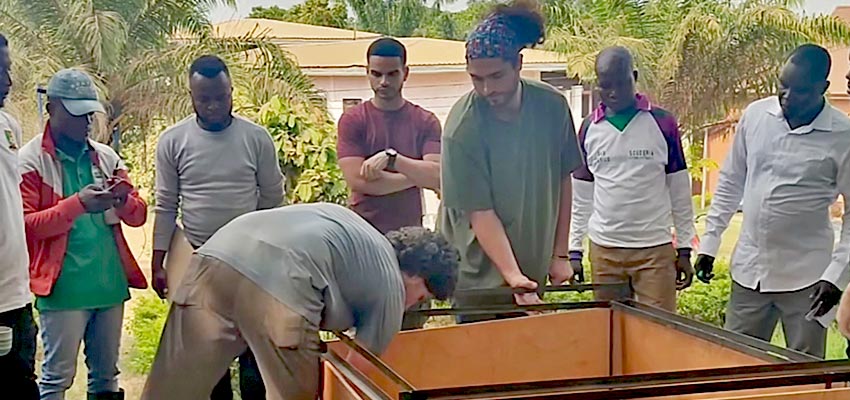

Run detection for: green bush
[[127, 293, 170, 374], [677, 260, 731, 327], [122, 123, 166, 206], [258, 95, 348, 204]]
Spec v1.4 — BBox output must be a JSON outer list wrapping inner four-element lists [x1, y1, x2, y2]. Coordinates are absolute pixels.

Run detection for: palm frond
[[123, 0, 221, 50], [64, 0, 128, 71], [112, 32, 316, 130]]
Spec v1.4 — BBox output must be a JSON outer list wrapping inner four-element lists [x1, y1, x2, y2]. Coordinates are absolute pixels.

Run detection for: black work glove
[[675, 248, 694, 290], [694, 254, 715, 284], [568, 251, 584, 283], [809, 280, 842, 318]]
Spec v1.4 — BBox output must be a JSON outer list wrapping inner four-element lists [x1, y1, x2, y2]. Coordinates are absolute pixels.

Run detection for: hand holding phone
[[106, 177, 133, 197], [106, 177, 133, 209]]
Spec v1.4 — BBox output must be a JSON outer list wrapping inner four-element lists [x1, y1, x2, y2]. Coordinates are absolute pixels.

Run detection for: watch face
[[386, 148, 398, 156]]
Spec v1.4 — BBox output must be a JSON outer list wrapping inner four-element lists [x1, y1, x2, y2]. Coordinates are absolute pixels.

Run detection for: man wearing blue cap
[[19, 68, 148, 400], [439, 0, 582, 322]]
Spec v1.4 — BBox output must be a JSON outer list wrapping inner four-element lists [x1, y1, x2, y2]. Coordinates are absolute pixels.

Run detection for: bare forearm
[[348, 172, 414, 196], [152, 250, 166, 272], [553, 177, 573, 257], [470, 210, 525, 283], [394, 156, 440, 190]]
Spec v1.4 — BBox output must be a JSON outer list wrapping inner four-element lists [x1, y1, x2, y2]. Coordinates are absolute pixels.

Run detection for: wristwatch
[[385, 148, 398, 170]]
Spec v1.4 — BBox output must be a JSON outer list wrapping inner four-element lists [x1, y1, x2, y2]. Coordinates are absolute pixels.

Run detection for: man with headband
[[439, 0, 583, 322]]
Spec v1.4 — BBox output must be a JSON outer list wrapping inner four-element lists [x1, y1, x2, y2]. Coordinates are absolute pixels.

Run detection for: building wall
[[312, 69, 542, 124], [828, 45, 850, 115], [705, 131, 734, 196]]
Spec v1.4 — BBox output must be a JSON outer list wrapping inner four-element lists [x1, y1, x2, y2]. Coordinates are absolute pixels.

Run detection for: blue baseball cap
[[46, 69, 105, 116]]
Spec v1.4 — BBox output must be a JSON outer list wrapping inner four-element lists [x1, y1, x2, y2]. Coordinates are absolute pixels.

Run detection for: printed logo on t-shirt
[[628, 149, 655, 160], [590, 148, 656, 168], [588, 150, 611, 168], [4, 129, 16, 150]]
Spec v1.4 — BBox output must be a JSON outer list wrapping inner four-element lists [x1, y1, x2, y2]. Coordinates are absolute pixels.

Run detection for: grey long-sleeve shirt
[[153, 115, 284, 251], [199, 203, 404, 355]]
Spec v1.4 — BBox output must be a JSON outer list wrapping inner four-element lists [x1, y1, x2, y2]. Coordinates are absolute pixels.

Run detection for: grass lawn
[[701, 213, 848, 360]]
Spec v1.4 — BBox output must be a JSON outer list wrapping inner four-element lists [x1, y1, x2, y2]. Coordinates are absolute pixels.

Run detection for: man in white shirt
[[0, 33, 38, 399], [696, 44, 850, 358], [570, 47, 696, 311]]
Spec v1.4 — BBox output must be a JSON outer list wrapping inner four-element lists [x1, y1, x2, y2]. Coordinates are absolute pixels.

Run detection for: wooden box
[[322, 301, 850, 399]]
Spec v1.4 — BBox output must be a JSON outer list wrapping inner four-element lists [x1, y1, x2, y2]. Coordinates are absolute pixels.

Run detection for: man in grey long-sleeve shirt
[[141, 203, 459, 400], [152, 55, 284, 400]]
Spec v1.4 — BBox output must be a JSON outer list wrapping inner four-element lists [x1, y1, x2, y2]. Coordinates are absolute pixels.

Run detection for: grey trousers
[[725, 281, 826, 358]]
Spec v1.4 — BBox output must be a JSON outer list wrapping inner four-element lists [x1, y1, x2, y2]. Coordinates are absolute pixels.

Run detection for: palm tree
[[344, 0, 430, 36], [545, 0, 850, 132], [544, 0, 661, 83], [654, 0, 850, 130], [0, 0, 317, 141]]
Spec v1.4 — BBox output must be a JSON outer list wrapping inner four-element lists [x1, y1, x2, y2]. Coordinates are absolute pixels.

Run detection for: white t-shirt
[[0, 110, 30, 313], [570, 103, 695, 251]]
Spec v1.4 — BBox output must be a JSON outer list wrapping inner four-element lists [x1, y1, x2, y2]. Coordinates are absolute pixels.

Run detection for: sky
[[210, 0, 849, 22]]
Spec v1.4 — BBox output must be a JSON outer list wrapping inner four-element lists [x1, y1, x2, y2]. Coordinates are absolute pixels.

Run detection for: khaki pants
[[142, 255, 322, 400], [589, 242, 677, 311]]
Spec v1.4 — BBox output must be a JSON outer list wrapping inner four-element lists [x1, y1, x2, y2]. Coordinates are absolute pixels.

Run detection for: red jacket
[[18, 126, 148, 296]]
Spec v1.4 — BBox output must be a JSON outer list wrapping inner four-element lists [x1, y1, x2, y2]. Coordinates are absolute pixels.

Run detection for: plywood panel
[[642, 384, 831, 400], [712, 387, 850, 400], [329, 309, 612, 397], [322, 363, 367, 400], [619, 313, 769, 375]]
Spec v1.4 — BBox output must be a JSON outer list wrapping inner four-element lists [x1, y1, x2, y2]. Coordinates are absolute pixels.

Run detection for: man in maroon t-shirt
[[337, 38, 441, 233], [337, 37, 441, 329]]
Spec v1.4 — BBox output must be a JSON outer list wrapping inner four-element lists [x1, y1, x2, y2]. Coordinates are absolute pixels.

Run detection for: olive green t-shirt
[[438, 79, 582, 307]]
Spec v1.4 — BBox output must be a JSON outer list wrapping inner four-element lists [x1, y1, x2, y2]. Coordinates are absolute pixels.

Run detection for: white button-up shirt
[[0, 110, 30, 314], [702, 97, 850, 292]]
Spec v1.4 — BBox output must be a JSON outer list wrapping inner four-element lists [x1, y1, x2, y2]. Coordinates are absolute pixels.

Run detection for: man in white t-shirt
[[569, 47, 696, 312], [0, 33, 38, 399]]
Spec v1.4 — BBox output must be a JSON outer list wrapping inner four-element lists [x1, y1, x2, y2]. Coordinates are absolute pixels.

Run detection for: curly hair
[[386, 227, 459, 300], [492, 0, 546, 49]]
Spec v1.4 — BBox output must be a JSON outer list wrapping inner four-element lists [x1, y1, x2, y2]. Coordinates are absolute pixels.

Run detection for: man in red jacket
[[18, 68, 147, 400]]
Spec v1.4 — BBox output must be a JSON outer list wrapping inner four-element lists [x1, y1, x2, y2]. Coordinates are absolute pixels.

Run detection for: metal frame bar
[[322, 350, 395, 400], [410, 301, 610, 316], [450, 283, 632, 296], [399, 361, 850, 400], [332, 331, 416, 392]]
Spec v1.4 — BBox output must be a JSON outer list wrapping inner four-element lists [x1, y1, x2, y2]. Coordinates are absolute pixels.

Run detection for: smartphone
[[106, 177, 132, 196]]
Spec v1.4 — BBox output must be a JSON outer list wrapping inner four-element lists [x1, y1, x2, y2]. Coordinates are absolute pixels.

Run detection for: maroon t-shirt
[[337, 101, 441, 233]]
